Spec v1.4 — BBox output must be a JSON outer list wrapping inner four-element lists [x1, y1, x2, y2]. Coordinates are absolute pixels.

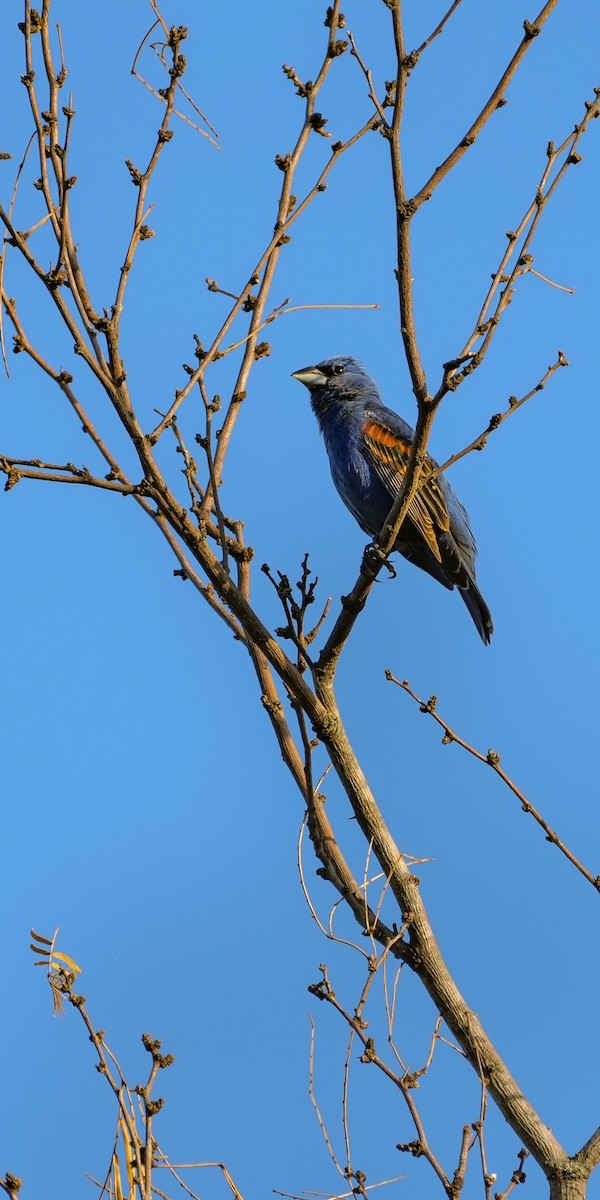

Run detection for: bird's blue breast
[[319, 404, 392, 538]]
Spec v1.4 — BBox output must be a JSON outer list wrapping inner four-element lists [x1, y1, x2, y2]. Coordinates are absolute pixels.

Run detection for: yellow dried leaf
[[52, 951, 82, 974], [113, 1153, 124, 1200]]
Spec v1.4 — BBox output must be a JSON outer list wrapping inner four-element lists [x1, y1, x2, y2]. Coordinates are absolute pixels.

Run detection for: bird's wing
[[361, 416, 450, 563]]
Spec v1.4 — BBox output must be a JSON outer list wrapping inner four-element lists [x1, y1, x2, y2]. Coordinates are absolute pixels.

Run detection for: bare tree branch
[[411, 1, 563, 210], [387, 674, 600, 894]]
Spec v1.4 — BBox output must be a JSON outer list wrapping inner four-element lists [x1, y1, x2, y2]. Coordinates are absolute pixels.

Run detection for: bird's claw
[[361, 542, 396, 580]]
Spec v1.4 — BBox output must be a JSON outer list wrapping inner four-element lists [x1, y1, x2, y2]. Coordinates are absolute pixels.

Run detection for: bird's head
[[291, 356, 372, 402]]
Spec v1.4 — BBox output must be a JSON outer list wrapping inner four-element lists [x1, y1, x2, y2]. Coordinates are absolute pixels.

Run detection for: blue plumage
[[292, 355, 493, 644]]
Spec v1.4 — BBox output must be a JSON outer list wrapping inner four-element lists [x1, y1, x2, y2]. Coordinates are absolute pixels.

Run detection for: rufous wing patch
[[363, 419, 412, 462], [362, 418, 449, 563]]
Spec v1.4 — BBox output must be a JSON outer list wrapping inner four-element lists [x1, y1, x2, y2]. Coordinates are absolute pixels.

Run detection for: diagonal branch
[[1, 293, 125, 479], [438, 98, 599, 398], [426, 351, 568, 482], [314, 697, 570, 1175], [574, 1127, 600, 1178], [412, 0, 466, 61], [387, 673, 600, 894], [411, 1, 562, 210], [131, 6, 220, 147], [114, 24, 188, 328]]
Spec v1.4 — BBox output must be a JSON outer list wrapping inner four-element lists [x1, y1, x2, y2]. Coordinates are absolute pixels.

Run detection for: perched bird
[[292, 355, 493, 644]]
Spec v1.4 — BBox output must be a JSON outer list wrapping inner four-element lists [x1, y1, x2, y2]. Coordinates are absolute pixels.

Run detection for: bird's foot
[[361, 542, 396, 580]]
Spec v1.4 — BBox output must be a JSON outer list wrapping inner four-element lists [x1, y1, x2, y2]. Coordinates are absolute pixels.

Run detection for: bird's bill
[[291, 365, 327, 390]]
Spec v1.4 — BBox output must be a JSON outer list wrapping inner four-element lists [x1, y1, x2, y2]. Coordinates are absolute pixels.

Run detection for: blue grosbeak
[[292, 356, 493, 644]]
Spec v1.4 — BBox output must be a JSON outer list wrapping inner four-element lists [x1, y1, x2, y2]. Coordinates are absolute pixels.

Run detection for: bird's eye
[[332, 363, 345, 376]]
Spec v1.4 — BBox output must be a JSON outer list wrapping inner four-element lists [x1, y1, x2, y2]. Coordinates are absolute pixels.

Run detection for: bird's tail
[[459, 580, 494, 645]]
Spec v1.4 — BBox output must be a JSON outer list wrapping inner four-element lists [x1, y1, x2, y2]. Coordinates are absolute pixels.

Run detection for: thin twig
[[426, 352, 568, 482], [219, 301, 378, 358], [387, 673, 600, 894], [149, 114, 378, 443], [411, 1, 562, 210], [0, 131, 35, 376], [308, 1013, 347, 1178], [309, 964, 451, 1193], [131, 6, 219, 145], [273, 1177, 405, 1200], [1, 295, 126, 478], [297, 776, 380, 961], [342, 1033, 354, 1178], [113, 27, 185, 326], [412, 0, 465, 60], [440, 98, 599, 397], [495, 1149, 529, 1200], [0, 458, 133, 493]]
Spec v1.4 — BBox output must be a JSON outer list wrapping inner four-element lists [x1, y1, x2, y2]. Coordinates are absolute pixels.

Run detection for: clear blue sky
[[2, 3, 600, 1198]]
